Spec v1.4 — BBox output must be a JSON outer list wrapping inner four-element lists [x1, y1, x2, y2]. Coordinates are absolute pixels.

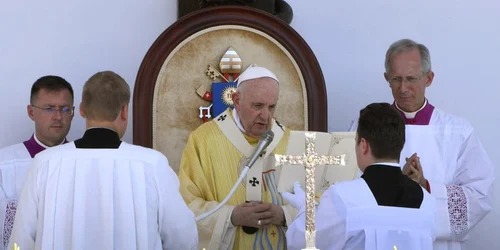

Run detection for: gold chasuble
[[179, 109, 297, 250]]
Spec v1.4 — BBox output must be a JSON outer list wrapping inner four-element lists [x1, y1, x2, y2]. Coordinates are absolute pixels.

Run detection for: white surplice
[[349, 107, 494, 250], [286, 178, 436, 250], [7, 142, 198, 250], [0, 143, 31, 250]]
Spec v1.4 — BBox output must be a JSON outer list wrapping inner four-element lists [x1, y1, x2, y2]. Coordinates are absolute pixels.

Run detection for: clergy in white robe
[[0, 75, 74, 250], [8, 71, 198, 250], [350, 39, 494, 250], [0, 135, 67, 250], [285, 179, 436, 250], [285, 103, 437, 250]]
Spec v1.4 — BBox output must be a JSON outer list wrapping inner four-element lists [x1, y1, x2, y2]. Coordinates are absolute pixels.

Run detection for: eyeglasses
[[31, 105, 75, 116], [387, 74, 426, 85]]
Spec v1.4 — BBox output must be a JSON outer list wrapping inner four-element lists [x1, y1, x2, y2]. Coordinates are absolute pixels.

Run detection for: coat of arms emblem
[[196, 47, 254, 122]]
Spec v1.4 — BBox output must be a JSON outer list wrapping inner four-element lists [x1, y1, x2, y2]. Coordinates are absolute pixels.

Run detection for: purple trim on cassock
[[22, 134, 68, 158], [392, 101, 435, 125]]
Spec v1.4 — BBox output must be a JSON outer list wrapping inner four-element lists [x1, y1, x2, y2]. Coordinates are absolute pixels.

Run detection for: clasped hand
[[231, 201, 285, 228], [403, 153, 427, 188]]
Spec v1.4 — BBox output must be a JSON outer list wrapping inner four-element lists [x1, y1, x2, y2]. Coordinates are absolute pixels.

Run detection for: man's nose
[[399, 81, 410, 93], [52, 110, 63, 120], [260, 108, 270, 120]]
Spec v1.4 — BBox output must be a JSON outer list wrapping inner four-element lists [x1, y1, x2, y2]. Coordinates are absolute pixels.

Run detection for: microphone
[[245, 130, 274, 168], [195, 130, 275, 222]]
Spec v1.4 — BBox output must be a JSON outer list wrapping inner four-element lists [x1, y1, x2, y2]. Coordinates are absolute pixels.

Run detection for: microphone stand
[[195, 166, 250, 222], [195, 130, 274, 222]]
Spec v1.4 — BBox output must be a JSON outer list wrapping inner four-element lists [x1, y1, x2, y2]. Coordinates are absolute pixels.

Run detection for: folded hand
[[231, 201, 285, 228]]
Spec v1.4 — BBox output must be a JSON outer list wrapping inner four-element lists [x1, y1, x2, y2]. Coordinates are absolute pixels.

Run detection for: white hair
[[385, 39, 432, 75]]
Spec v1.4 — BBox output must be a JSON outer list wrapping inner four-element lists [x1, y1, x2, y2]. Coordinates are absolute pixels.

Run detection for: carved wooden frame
[[133, 6, 327, 147]]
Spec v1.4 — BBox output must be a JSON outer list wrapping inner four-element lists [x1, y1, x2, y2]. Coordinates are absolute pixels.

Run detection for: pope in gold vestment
[[179, 109, 297, 250]]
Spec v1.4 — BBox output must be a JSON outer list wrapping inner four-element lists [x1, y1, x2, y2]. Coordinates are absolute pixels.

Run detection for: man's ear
[[384, 72, 390, 85], [27, 105, 35, 121], [360, 138, 370, 156], [79, 103, 86, 118], [121, 104, 129, 121], [232, 91, 241, 109], [425, 71, 434, 87]]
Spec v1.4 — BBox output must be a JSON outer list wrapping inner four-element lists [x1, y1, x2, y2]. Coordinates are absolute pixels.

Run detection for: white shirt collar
[[395, 99, 427, 119], [232, 108, 246, 133], [87, 127, 117, 132], [370, 162, 401, 168], [34, 133, 65, 149]]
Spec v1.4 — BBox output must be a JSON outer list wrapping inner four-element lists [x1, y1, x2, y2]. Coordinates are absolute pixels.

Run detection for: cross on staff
[[275, 132, 346, 250]]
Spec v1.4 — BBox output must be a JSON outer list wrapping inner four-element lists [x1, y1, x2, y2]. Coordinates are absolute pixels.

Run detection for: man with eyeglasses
[[8, 71, 198, 250], [0, 75, 74, 250], [179, 66, 295, 250], [350, 39, 494, 250]]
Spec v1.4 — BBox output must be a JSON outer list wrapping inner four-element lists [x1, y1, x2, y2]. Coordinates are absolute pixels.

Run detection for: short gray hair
[[385, 39, 432, 75]]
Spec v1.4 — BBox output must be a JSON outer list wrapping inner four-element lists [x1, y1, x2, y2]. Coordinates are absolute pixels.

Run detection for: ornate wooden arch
[[133, 6, 327, 172]]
